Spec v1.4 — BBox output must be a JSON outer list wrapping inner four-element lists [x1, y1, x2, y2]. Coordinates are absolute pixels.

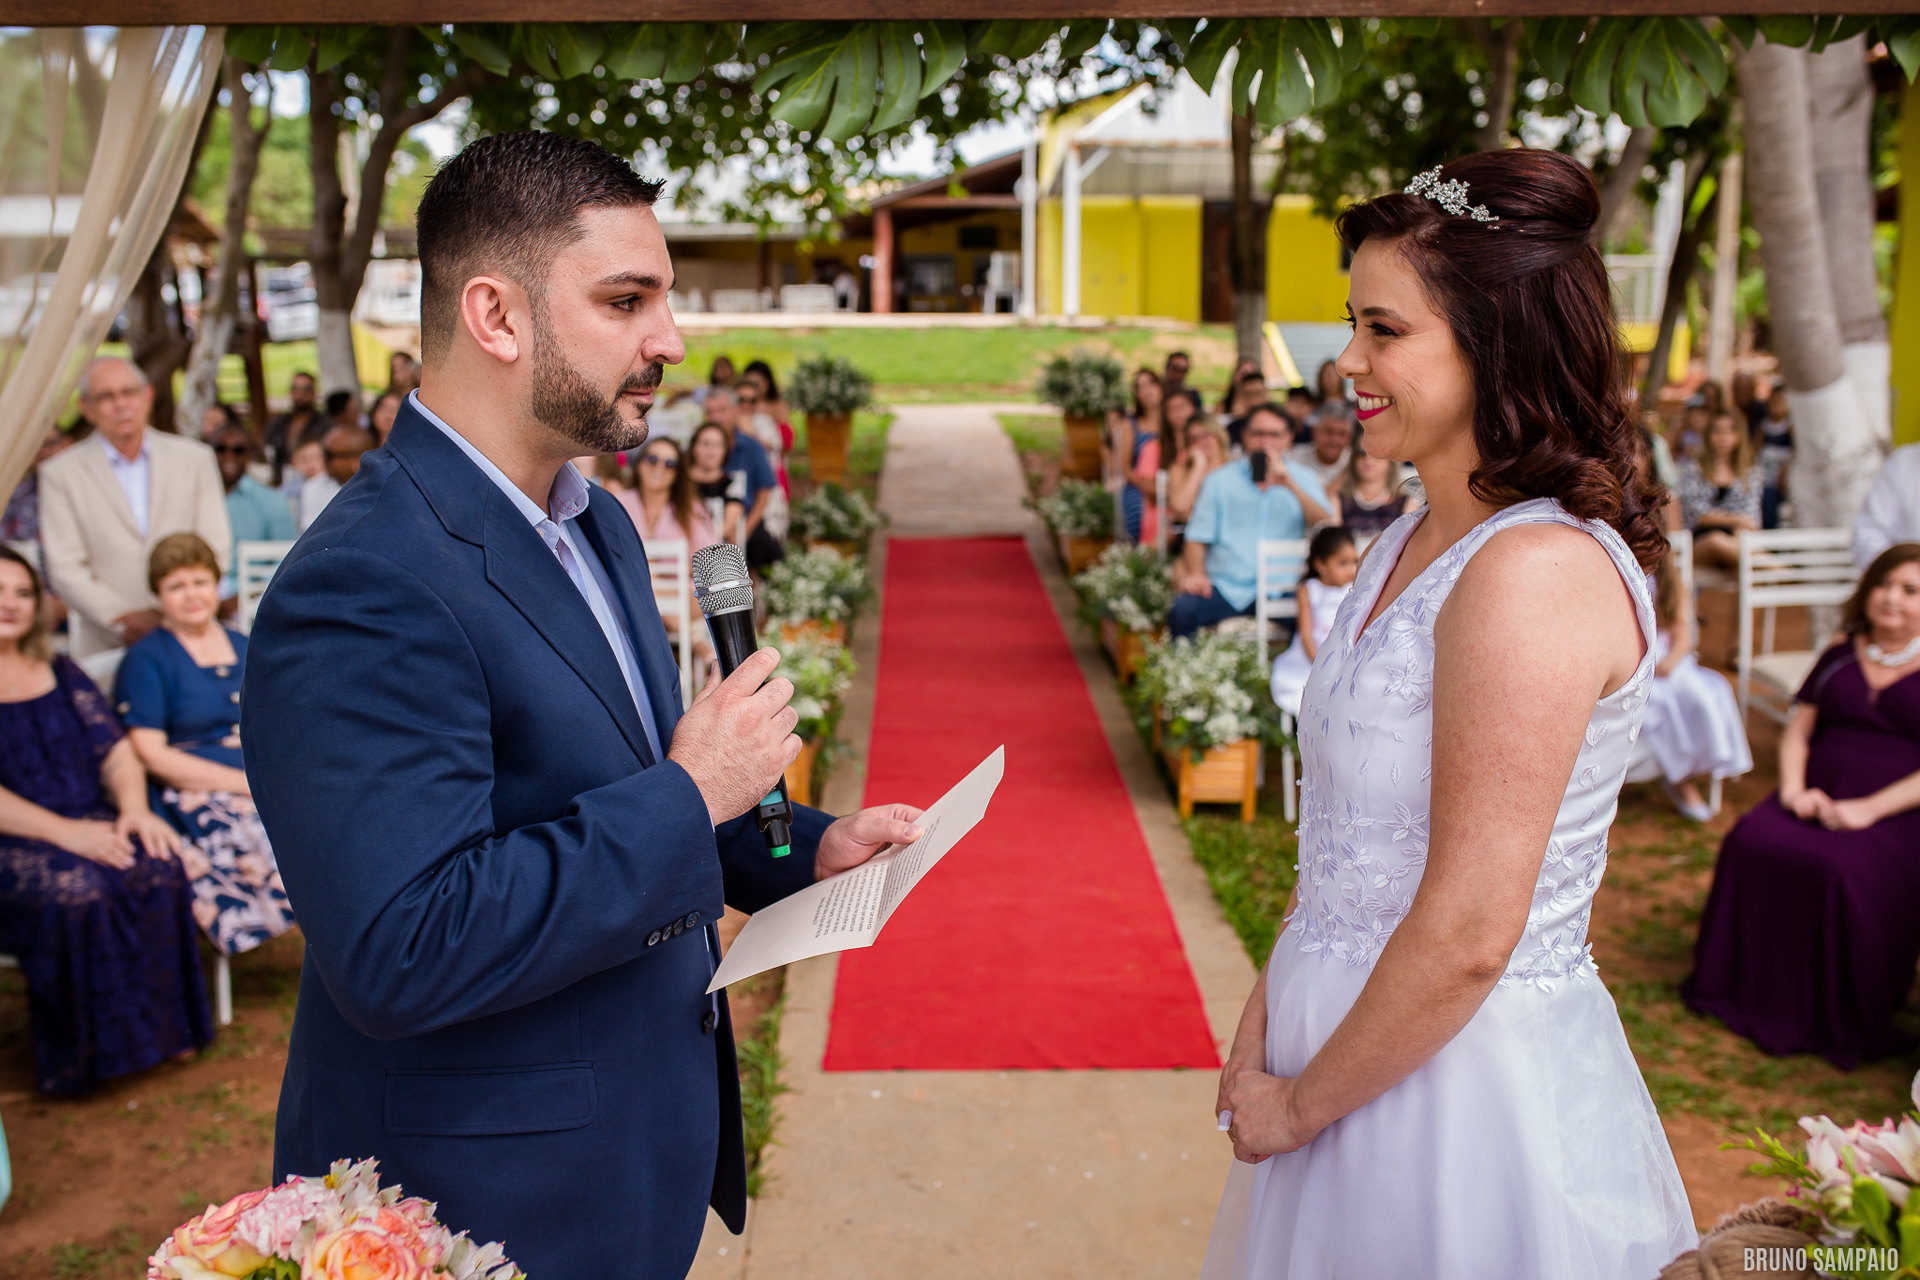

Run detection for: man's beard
[[528, 307, 660, 454]]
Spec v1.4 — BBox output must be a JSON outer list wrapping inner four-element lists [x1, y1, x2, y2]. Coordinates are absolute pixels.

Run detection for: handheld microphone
[[689, 543, 795, 857]]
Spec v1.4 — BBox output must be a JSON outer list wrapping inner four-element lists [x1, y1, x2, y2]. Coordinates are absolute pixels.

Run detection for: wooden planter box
[[806, 538, 863, 559], [1058, 534, 1111, 577], [1100, 618, 1156, 685], [785, 737, 822, 808], [806, 412, 854, 485], [1163, 738, 1260, 823], [1062, 413, 1103, 480], [779, 618, 850, 646]]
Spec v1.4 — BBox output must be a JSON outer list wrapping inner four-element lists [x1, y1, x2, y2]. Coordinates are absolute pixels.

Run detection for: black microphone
[[689, 542, 795, 858]]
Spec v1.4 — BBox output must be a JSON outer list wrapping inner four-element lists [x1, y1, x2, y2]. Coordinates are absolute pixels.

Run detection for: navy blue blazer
[[241, 402, 826, 1278]]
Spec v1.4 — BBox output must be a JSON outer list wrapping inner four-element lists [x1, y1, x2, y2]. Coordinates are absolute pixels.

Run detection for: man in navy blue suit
[[241, 132, 923, 1278]]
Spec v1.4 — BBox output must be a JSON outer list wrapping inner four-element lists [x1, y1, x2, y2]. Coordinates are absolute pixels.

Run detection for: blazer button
[[671, 919, 684, 936], [702, 1009, 718, 1034], [646, 930, 662, 947], [686, 911, 701, 928]]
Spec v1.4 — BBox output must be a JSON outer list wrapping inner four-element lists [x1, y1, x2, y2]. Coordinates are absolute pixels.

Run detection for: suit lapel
[[481, 490, 657, 766], [576, 496, 684, 740], [80, 439, 141, 540]]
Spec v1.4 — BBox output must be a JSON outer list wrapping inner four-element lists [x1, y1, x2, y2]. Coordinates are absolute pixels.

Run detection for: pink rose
[[233, 1176, 346, 1257], [304, 1225, 428, 1280], [373, 1202, 446, 1270], [164, 1188, 273, 1277]]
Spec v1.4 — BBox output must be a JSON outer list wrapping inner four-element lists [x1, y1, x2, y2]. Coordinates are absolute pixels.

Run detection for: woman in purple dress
[[1683, 542, 1920, 1066], [0, 547, 213, 1093]]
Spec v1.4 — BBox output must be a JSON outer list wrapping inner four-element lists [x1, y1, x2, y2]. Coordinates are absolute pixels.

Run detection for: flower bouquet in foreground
[[1717, 1070, 1920, 1279], [150, 1158, 523, 1280]]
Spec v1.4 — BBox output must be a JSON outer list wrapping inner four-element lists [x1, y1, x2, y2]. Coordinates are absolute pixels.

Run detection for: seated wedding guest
[[1633, 427, 1681, 532], [1163, 349, 1192, 398], [38, 356, 232, 658], [733, 374, 792, 532], [368, 390, 403, 446], [1135, 388, 1202, 550], [1119, 368, 1166, 545], [1225, 371, 1268, 450], [1315, 359, 1349, 408], [278, 437, 324, 511], [1670, 403, 1708, 463], [1284, 386, 1319, 444], [262, 371, 320, 480], [0, 545, 211, 1094], [198, 402, 243, 442], [686, 421, 747, 546], [704, 388, 782, 569], [630, 437, 718, 663], [324, 389, 365, 432], [1733, 371, 1767, 431], [386, 351, 420, 397], [1854, 441, 1920, 570], [1269, 525, 1358, 717], [693, 354, 734, 407], [1170, 405, 1329, 639], [300, 423, 374, 531], [1642, 552, 1752, 822], [114, 534, 296, 956], [1332, 447, 1415, 538], [1683, 543, 1920, 1066], [741, 360, 794, 448], [1166, 411, 1229, 536], [1287, 401, 1355, 492], [209, 425, 296, 606], [594, 452, 643, 526], [1676, 409, 1761, 570], [2, 424, 75, 544], [1218, 357, 1258, 414], [1752, 388, 1793, 530]]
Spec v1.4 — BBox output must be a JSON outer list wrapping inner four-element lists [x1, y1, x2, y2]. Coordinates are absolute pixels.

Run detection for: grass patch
[[998, 411, 1065, 498], [735, 986, 791, 1199], [1181, 774, 1301, 965]]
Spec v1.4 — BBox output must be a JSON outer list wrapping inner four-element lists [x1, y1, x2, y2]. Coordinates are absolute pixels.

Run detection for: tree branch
[[1594, 126, 1657, 246]]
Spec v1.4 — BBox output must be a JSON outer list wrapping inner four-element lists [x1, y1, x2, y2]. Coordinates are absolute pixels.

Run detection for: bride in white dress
[[1204, 150, 1696, 1280]]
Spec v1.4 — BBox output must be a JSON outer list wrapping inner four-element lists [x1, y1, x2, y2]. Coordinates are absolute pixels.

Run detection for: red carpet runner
[[823, 537, 1220, 1071]]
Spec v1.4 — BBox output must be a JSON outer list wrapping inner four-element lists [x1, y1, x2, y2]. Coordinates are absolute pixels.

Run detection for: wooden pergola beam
[[5, 0, 1907, 20]]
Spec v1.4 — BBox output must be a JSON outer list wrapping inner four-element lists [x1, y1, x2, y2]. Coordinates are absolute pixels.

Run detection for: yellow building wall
[[1139, 196, 1202, 323], [1039, 198, 1063, 316], [1080, 196, 1142, 317], [1890, 76, 1920, 446], [1265, 195, 1350, 324]]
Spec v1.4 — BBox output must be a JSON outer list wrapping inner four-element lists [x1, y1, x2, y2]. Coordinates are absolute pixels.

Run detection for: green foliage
[[732, 984, 790, 1199], [763, 545, 873, 625], [789, 482, 887, 545], [1073, 543, 1174, 635], [787, 354, 875, 417], [1184, 794, 1300, 964], [761, 625, 856, 740], [1134, 632, 1288, 755], [1026, 478, 1114, 539], [1035, 348, 1128, 418]]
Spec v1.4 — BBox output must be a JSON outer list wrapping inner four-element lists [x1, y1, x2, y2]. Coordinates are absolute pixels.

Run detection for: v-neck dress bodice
[[1204, 497, 1696, 1280]]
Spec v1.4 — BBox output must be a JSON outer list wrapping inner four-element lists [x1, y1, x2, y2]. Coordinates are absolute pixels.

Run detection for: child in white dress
[[1269, 527, 1358, 718], [1643, 554, 1752, 820]]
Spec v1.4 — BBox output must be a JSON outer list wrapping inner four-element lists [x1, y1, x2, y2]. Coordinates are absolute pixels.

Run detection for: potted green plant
[[788, 355, 874, 485], [1073, 544, 1174, 684], [764, 545, 873, 643], [1026, 479, 1115, 575], [789, 481, 887, 556], [1035, 348, 1127, 480], [762, 627, 857, 806], [1133, 633, 1288, 822]]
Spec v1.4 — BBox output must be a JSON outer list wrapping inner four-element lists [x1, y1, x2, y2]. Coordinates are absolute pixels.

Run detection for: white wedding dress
[[1203, 498, 1696, 1280]]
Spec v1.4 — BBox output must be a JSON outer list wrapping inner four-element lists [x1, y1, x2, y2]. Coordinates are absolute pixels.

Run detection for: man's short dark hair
[[1165, 350, 1191, 367], [1237, 371, 1266, 387], [1243, 403, 1293, 435], [1286, 385, 1314, 400], [415, 132, 665, 362]]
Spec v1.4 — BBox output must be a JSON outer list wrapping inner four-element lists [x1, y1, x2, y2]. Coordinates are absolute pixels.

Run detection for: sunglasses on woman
[[639, 453, 678, 470]]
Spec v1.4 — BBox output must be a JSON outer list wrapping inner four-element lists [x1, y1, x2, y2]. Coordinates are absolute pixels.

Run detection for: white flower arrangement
[[1035, 347, 1128, 418], [789, 482, 887, 544], [787, 355, 874, 417], [1026, 478, 1114, 539], [1135, 631, 1287, 755], [762, 627, 856, 743], [1073, 544, 1174, 636], [764, 545, 872, 626]]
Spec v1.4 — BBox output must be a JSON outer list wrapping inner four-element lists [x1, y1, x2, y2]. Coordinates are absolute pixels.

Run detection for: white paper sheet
[[706, 746, 1006, 993]]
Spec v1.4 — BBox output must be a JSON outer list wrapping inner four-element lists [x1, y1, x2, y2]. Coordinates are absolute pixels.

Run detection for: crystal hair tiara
[[1406, 167, 1499, 223]]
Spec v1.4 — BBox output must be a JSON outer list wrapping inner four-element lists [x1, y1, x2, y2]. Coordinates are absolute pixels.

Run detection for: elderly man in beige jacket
[[38, 356, 232, 658]]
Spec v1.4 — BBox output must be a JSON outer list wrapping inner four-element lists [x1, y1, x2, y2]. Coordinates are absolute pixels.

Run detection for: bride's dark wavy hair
[[1335, 149, 1668, 570]]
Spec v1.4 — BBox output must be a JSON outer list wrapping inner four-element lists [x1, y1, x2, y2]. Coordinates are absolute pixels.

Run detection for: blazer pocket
[[384, 1063, 597, 1137]]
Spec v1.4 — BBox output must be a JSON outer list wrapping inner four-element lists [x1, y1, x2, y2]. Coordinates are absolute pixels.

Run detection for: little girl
[[1642, 553, 1753, 821], [1269, 526, 1358, 718]]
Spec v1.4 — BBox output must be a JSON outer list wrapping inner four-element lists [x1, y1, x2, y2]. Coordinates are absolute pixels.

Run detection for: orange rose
[[304, 1225, 428, 1280], [169, 1188, 272, 1277]]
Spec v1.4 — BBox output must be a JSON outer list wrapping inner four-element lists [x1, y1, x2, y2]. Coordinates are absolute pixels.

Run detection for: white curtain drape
[[0, 25, 223, 504]]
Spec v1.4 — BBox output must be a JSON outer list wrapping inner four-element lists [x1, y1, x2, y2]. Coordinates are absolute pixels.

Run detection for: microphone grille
[[690, 542, 754, 617]]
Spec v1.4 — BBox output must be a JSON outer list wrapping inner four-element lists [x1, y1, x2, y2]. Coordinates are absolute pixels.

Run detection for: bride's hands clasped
[[1219, 1067, 1322, 1164]]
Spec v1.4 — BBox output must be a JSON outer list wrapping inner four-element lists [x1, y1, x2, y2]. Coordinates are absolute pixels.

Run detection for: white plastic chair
[[1734, 527, 1856, 727], [645, 537, 695, 704], [235, 540, 296, 634], [1255, 538, 1310, 823], [75, 646, 124, 691]]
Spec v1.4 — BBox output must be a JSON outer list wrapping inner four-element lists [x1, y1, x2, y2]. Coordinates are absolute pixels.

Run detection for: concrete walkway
[[691, 404, 1254, 1279]]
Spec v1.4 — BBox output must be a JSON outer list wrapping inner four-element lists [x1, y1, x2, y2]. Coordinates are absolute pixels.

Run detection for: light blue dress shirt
[[100, 430, 152, 536], [1185, 457, 1330, 611], [410, 393, 663, 760]]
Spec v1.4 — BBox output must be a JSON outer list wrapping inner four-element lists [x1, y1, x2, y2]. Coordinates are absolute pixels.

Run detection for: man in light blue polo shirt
[[1172, 403, 1330, 638]]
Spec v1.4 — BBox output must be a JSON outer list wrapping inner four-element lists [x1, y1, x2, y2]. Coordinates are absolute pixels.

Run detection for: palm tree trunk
[[1595, 126, 1656, 246], [1230, 106, 1266, 364], [1805, 34, 1891, 448], [1735, 36, 1881, 528], [1466, 19, 1523, 154]]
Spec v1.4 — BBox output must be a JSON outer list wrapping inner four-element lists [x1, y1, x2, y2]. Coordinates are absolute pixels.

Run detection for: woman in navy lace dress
[[0, 547, 212, 1093]]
